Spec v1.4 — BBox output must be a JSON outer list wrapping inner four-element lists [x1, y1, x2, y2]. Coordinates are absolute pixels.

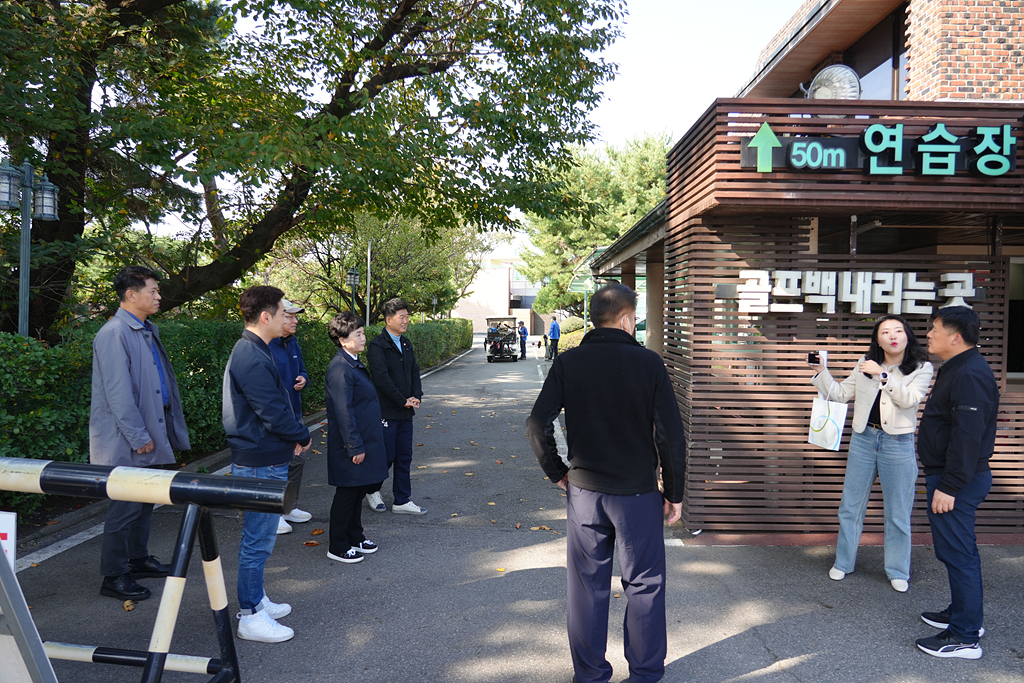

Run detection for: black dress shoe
[[101, 573, 151, 600], [129, 555, 171, 578]]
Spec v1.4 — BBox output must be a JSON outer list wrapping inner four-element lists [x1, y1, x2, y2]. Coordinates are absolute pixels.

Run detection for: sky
[[587, 0, 808, 149]]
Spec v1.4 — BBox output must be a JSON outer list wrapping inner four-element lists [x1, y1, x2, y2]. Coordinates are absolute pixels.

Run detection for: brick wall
[[907, 0, 1024, 99]]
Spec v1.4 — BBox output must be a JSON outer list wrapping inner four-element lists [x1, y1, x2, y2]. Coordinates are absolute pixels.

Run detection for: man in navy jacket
[[365, 298, 426, 515], [527, 284, 686, 683], [223, 286, 311, 644], [915, 306, 999, 660], [269, 298, 312, 534]]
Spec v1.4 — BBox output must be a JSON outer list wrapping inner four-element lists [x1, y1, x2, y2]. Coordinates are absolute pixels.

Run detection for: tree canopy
[[1, 0, 623, 338], [519, 133, 669, 315]]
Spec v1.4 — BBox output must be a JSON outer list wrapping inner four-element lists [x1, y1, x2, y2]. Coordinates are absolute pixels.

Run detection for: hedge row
[[0, 317, 472, 514]]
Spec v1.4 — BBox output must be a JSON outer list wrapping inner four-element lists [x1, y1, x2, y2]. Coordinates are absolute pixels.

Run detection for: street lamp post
[[432, 295, 437, 319], [0, 161, 60, 337], [345, 267, 359, 314]]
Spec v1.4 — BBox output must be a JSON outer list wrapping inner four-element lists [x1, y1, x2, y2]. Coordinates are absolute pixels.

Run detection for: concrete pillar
[[620, 270, 636, 290], [645, 260, 664, 355]]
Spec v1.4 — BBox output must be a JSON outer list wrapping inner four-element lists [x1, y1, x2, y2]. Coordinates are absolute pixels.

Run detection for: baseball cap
[[282, 299, 305, 314]]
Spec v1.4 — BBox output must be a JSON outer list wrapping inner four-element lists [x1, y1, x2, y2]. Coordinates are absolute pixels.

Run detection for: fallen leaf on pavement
[[45, 520, 58, 525], [495, 460, 503, 464], [465, 472, 473, 475], [415, 444, 424, 447], [497, 568, 505, 572], [123, 600, 135, 611], [311, 449, 321, 454], [530, 527, 540, 531], [515, 523, 522, 529], [30, 563, 38, 567], [311, 528, 324, 535], [487, 502, 495, 505], [451, 513, 458, 517], [490, 520, 497, 524], [453, 447, 460, 450], [303, 541, 321, 546], [417, 465, 427, 469], [613, 592, 621, 599], [539, 525, 551, 530]]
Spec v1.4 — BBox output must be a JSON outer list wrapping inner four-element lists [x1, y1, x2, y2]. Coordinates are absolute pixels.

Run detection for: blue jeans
[[927, 470, 991, 643], [833, 427, 917, 581], [232, 461, 289, 613]]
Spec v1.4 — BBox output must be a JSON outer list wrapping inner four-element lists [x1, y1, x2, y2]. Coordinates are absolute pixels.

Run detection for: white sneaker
[[392, 501, 427, 515], [283, 508, 312, 523], [365, 492, 386, 512], [828, 567, 846, 581], [890, 579, 909, 593], [237, 609, 294, 643], [276, 517, 293, 535], [259, 594, 292, 619]]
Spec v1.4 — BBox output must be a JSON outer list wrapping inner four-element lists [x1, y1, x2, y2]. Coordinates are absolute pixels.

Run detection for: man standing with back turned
[[91, 266, 190, 600], [527, 284, 686, 683], [915, 306, 999, 660]]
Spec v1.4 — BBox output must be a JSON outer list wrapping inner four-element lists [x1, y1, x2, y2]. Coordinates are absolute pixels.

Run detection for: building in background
[[452, 235, 544, 333], [592, 0, 1024, 534]]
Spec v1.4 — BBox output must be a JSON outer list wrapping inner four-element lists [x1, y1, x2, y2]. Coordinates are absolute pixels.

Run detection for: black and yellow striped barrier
[[0, 458, 297, 683]]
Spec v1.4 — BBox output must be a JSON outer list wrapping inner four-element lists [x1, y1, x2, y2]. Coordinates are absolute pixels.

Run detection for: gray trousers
[[566, 485, 667, 683], [100, 500, 154, 577]]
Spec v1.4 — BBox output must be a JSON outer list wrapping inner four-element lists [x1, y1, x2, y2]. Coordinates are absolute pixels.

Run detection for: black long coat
[[326, 349, 388, 488]]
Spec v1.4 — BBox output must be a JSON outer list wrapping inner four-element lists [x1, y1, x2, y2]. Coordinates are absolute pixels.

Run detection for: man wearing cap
[[268, 298, 313, 534]]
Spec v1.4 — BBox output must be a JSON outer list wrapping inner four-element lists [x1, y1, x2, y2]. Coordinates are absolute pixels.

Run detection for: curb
[[14, 344, 475, 550]]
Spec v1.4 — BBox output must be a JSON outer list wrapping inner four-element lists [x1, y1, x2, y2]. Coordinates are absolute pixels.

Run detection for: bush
[[560, 316, 584, 334], [558, 327, 588, 352], [0, 317, 473, 515], [0, 333, 93, 514]]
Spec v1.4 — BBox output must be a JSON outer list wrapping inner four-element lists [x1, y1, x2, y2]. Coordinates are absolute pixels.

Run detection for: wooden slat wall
[[666, 98, 1024, 220], [665, 219, 1017, 532]]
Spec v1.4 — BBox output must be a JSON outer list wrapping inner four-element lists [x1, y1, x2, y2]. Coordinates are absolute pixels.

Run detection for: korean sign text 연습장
[[740, 122, 1017, 177], [727, 271, 976, 315]]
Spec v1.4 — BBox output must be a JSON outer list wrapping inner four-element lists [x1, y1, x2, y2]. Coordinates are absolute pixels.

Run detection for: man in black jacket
[[223, 286, 312, 644], [365, 298, 427, 515], [915, 306, 999, 660], [527, 284, 686, 683]]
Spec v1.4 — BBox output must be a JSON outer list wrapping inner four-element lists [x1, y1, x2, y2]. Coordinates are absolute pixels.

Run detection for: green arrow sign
[[749, 122, 782, 173]]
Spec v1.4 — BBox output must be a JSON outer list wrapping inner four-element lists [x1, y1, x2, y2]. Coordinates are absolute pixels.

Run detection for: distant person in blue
[[915, 306, 999, 660], [325, 311, 388, 564], [548, 315, 560, 359], [268, 299, 312, 535], [518, 320, 528, 359]]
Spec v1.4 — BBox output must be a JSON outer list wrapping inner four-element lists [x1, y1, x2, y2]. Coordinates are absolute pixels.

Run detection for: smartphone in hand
[[807, 351, 820, 364]]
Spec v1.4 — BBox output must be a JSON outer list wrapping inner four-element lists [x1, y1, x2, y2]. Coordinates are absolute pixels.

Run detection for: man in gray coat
[[90, 266, 190, 600]]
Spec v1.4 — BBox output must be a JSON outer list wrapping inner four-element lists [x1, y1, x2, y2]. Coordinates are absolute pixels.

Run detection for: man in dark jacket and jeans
[[223, 286, 312, 644], [527, 283, 686, 683], [365, 298, 427, 515], [915, 306, 999, 660]]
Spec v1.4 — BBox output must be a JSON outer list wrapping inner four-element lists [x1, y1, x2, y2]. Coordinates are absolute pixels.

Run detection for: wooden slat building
[[592, 98, 1024, 534]]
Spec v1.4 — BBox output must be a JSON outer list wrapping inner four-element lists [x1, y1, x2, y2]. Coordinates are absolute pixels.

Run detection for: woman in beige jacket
[[810, 315, 933, 592]]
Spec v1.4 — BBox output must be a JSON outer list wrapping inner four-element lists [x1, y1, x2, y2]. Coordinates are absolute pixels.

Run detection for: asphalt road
[[11, 337, 1024, 683]]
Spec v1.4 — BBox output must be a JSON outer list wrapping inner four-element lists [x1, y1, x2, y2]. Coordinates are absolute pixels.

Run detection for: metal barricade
[[0, 458, 296, 683]]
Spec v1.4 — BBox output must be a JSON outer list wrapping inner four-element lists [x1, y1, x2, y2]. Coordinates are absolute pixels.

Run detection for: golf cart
[[485, 317, 519, 362]]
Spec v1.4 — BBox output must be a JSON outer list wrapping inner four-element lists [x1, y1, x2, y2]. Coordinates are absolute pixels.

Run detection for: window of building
[[844, 3, 908, 100]]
